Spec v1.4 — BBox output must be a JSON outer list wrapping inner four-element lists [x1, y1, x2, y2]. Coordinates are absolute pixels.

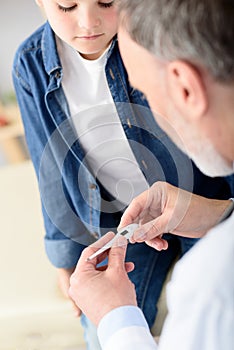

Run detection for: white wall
[[0, 0, 44, 97]]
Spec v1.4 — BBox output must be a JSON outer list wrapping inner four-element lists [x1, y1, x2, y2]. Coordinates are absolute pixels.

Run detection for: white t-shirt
[[98, 212, 234, 350], [56, 37, 148, 208]]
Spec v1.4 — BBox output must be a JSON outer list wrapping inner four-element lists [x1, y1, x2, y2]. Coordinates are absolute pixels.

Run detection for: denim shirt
[[12, 22, 233, 268]]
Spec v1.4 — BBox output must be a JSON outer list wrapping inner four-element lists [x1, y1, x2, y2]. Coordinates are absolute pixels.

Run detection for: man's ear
[[166, 61, 208, 121]]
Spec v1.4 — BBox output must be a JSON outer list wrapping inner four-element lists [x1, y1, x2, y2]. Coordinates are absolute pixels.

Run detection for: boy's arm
[[12, 58, 86, 268], [12, 62, 87, 315]]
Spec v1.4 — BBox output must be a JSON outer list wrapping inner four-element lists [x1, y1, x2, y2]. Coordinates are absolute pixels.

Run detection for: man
[[69, 1, 234, 349]]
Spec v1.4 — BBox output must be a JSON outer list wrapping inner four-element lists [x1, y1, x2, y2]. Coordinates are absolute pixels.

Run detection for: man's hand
[[119, 181, 232, 250], [57, 267, 82, 317], [69, 232, 137, 326]]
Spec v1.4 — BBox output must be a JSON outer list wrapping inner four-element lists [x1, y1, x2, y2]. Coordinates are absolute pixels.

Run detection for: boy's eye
[[98, 1, 114, 8], [58, 4, 77, 12], [57, 1, 114, 12]]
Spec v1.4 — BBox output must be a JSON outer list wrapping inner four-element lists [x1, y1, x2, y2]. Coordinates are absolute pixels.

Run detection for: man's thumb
[[108, 236, 128, 269]]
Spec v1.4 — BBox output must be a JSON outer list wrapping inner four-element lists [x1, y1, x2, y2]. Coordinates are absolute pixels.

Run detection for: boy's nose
[[78, 7, 101, 30]]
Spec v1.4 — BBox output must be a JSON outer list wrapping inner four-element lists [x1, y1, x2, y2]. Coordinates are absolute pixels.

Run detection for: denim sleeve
[[44, 238, 85, 268], [12, 54, 87, 268], [42, 205, 87, 268]]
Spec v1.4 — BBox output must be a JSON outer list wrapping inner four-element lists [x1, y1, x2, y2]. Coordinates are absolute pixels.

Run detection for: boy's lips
[[77, 33, 104, 40]]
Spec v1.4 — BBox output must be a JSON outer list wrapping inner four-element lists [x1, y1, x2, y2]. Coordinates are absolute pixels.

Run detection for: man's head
[[118, 0, 234, 176]]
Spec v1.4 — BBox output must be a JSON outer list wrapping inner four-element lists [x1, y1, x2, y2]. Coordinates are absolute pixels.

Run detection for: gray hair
[[118, 0, 234, 83]]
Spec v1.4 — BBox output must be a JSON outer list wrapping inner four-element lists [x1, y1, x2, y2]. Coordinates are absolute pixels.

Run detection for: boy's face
[[36, 0, 118, 60]]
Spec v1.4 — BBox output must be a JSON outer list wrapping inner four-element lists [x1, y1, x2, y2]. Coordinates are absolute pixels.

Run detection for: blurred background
[[0, 1, 86, 349], [0, 0, 43, 166]]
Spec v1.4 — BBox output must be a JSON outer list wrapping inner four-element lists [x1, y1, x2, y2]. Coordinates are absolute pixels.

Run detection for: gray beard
[[187, 139, 233, 177]]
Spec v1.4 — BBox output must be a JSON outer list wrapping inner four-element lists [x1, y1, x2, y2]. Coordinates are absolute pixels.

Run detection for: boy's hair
[[118, 0, 234, 82]]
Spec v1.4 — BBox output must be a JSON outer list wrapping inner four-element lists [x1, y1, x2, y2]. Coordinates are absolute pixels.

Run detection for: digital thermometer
[[87, 223, 139, 261]]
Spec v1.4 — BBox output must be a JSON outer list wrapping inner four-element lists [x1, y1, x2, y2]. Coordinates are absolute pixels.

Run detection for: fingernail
[[113, 235, 128, 248], [151, 243, 162, 251]]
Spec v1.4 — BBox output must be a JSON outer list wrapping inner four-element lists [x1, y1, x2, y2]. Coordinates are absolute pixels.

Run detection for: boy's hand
[[57, 267, 82, 317]]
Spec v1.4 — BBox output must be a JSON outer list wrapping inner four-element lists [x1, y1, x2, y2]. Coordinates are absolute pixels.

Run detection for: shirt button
[[89, 183, 97, 190], [55, 71, 61, 79], [92, 232, 99, 239], [109, 68, 115, 80]]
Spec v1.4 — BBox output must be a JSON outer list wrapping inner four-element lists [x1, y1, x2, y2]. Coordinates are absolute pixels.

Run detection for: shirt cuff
[[44, 238, 85, 268], [97, 306, 149, 349]]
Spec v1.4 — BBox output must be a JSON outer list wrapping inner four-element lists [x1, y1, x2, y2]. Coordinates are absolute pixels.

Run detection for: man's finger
[[73, 232, 115, 273], [71, 300, 82, 317], [90, 231, 116, 250], [132, 214, 168, 242], [145, 238, 168, 251], [125, 262, 135, 273], [97, 262, 135, 273], [107, 235, 128, 270], [118, 191, 149, 229]]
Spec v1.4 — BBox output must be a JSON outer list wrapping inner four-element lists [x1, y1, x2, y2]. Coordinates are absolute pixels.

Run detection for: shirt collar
[[41, 21, 62, 76]]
